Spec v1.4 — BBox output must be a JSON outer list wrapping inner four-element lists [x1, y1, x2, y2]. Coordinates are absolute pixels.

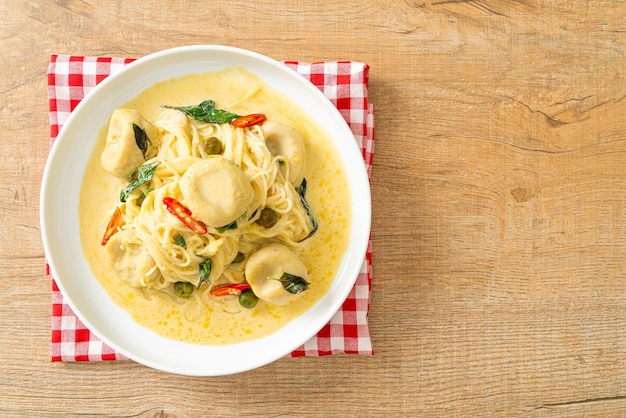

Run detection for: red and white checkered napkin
[[47, 55, 374, 362]]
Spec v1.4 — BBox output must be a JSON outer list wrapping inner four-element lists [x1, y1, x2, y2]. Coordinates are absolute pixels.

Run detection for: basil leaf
[[297, 178, 319, 241], [132, 123, 149, 159], [136, 188, 152, 206], [271, 272, 310, 294], [216, 220, 238, 233], [198, 258, 212, 286], [119, 161, 160, 202], [164, 99, 240, 124], [174, 234, 186, 247]]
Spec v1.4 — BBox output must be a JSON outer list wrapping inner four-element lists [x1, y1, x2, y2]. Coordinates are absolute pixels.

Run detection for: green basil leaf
[[119, 161, 160, 202], [164, 99, 240, 124], [198, 258, 212, 286], [271, 272, 310, 294], [297, 178, 318, 241], [174, 234, 186, 248], [132, 123, 149, 159], [216, 220, 238, 233]]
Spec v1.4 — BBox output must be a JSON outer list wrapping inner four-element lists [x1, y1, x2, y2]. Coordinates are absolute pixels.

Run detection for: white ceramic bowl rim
[[40, 45, 371, 376]]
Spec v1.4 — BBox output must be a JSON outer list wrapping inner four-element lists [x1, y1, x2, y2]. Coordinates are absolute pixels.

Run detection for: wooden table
[[3, 1, 626, 416]]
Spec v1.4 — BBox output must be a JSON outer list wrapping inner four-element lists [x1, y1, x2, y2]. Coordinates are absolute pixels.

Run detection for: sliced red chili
[[163, 197, 208, 235], [231, 113, 266, 128], [210, 283, 251, 296], [101, 207, 121, 246]]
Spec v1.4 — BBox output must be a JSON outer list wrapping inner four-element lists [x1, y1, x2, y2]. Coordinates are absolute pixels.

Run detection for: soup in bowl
[[40, 46, 371, 376]]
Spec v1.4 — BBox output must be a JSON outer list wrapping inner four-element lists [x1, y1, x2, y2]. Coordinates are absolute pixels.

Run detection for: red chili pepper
[[231, 113, 266, 128], [210, 283, 251, 296], [163, 197, 208, 235], [101, 207, 121, 246]]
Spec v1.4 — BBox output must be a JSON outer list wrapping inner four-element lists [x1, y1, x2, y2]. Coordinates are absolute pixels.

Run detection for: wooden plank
[[3, 0, 626, 415]]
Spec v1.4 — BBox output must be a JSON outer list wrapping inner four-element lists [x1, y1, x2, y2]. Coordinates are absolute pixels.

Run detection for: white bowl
[[40, 45, 371, 376]]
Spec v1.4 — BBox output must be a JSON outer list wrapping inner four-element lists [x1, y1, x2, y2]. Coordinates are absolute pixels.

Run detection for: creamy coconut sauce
[[79, 67, 351, 345]]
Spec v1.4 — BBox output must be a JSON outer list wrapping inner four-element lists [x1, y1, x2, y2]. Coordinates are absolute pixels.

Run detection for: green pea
[[204, 137, 222, 155], [232, 252, 245, 263], [255, 208, 278, 228], [173, 281, 194, 298], [239, 289, 259, 309]]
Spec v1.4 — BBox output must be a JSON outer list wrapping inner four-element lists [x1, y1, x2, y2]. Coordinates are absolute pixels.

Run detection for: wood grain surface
[[3, 0, 626, 416]]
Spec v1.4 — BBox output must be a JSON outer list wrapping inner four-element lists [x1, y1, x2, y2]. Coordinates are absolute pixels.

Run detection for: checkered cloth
[[47, 54, 374, 361]]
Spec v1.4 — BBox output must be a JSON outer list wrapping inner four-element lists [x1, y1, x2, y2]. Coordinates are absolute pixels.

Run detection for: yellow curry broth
[[80, 67, 351, 345]]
